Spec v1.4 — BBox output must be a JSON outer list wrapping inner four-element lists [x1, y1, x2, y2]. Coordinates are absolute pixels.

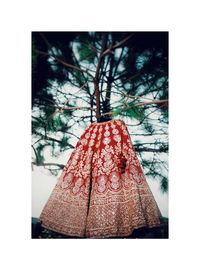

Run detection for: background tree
[[32, 31, 168, 192]]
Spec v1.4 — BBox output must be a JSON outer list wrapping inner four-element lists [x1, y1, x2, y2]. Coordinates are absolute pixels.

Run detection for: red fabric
[[39, 119, 162, 238]]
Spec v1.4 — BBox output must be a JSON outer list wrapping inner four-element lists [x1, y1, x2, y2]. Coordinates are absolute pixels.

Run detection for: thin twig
[[35, 49, 94, 78], [102, 34, 134, 57], [134, 146, 168, 153], [133, 99, 168, 106], [102, 99, 168, 116], [32, 162, 65, 169]]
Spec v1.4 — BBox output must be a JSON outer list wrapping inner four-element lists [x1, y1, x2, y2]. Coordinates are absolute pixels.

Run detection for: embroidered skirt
[[39, 119, 162, 238]]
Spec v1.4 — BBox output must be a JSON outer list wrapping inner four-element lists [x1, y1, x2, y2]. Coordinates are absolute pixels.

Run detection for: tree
[[32, 31, 168, 192]]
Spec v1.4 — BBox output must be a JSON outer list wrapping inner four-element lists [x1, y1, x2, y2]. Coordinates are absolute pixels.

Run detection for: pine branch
[[134, 146, 168, 153], [104, 52, 114, 114], [102, 34, 134, 57], [32, 162, 65, 169], [56, 129, 80, 140], [31, 145, 40, 164], [113, 34, 134, 49], [57, 106, 96, 112], [33, 101, 96, 113], [33, 132, 74, 149], [134, 99, 168, 107], [130, 132, 167, 136], [102, 99, 168, 116], [121, 93, 156, 101], [35, 49, 94, 79], [113, 47, 125, 77]]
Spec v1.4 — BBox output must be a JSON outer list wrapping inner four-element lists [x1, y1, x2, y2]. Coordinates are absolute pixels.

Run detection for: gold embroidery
[[61, 172, 73, 189], [104, 130, 110, 137], [112, 128, 119, 135], [113, 134, 121, 142], [97, 175, 107, 193], [103, 137, 111, 145], [40, 119, 162, 238], [110, 171, 120, 190], [85, 133, 90, 139], [105, 124, 109, 130], [89, 139, 95, 147]]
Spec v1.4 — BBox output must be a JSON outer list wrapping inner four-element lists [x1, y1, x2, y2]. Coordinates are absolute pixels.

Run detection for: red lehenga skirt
[[39, 119, 162, 238]]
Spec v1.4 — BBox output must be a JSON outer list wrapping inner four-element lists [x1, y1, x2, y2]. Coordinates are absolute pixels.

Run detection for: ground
[[31, 217, 168, 239]]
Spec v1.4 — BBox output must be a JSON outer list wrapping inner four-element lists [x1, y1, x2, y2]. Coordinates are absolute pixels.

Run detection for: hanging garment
[[39, 119, 162, 238]]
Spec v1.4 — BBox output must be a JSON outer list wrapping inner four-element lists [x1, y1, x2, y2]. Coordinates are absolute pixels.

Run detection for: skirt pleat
[[39, 119, 162, 238]]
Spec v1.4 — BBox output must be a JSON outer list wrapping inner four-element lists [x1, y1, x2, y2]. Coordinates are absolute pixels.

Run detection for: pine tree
[[32, 31, 168, 192]]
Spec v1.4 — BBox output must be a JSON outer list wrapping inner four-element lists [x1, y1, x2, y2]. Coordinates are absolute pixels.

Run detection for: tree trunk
[[94, 33, 108, 121]]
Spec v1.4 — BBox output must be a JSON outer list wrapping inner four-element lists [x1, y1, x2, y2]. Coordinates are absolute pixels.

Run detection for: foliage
[[113, 103, 145, 121], [77, 39, 97, 63], [32, 31, 168, 192]]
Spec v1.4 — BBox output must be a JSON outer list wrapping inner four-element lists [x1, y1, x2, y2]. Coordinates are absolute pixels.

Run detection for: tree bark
[[94, 33, 108, 120], [104, 53, 114, 114]]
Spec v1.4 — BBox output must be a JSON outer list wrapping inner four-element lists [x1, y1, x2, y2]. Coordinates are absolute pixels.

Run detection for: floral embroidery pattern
[[39, 119, 162, 238]]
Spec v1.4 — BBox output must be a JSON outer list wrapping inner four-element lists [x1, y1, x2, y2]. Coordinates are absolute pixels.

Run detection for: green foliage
[[142, 159, 153, 168], [32, 116, 45, 133], [52, 114, 63, 130], [34, 143, 46, 164], [123, 105, 145, 121], [48, 169, 60, 177], [112, 107, 122, 118], [51, 141, 61, 157], [77, 40, 96, 63], [160, 109, 168, 124], [143, 121, 155, 133], [160, 176, 168, 193], [73, 70, 86, 86], [113, 103, 145, 121], [45, 110, 71, 132], [60, 135, 69, 150], [141, 157, 168, 193]]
